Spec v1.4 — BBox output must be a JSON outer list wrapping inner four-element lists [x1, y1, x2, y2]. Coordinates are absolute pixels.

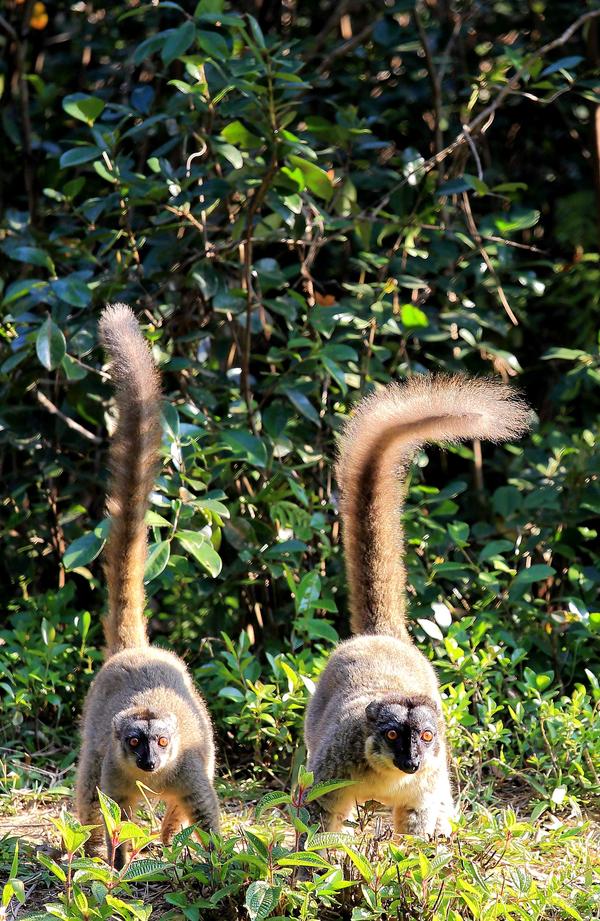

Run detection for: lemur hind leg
[[161, 802, 186, 845], [306, 789, 354, 834]]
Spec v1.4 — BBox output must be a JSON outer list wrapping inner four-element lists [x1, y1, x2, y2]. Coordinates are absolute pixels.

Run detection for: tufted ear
[[112, 710, 128, 737], [365, 700, 382, 723]]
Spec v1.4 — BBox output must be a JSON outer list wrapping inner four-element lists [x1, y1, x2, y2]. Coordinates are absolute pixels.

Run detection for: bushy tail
[[99, 304, 162, 657], [335, 375, 532, 639]]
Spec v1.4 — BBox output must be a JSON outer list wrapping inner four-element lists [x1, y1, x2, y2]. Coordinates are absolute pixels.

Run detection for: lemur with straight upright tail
[[75, 305, 220, 868]]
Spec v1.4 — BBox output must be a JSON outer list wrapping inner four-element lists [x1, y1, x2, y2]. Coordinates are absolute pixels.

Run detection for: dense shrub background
[[1, 0, 599, 853]]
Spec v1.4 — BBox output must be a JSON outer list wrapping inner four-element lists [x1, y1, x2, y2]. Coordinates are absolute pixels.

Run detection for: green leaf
[[162, 21, 196, 65], [144, 541, 170, 582], [59, 146, 102, 168], [541, 55, 583, 77], [146, 511, 171, 527], [277, 851, 332, 869], [548, 895, 583, 921], [63, 527, 107, 571], [295, 570, 321, 614], [341, 845, 373, 881], [287, 155, 333, 201], [62, 354, 87, 381], [197, 30, 229, 59], [541, 347, 589, 361], [221, 120, 262, 149], [245, 881, 280, 921], [1, 277, 47, 306], [63, 93, 105, 126], [284, 389, 320, 426], [478, 539, 514, 562], [494, 208, 540, 233], [222, 430, 267, 468], [176, 530, 222, 577], [162, 405, 180, 448], [122, 858, 169, 881], [133, 30, 171, 65], [255, 790, 292, 818], [509, 564, 555, 599], [401, 304, 428, 327], [304, 779, 357, 803], [321, 355, 347, 394], [305, 831, 354, 850], [492, 485, 522, 518], [437, 176, 475, 196], [97, 790, 121, 836], [51, 275, 92, 308], [215, 142, 243, 169], [1, 243, 54, 271], [36, 318, 66, 370], [36, 851, 67, 882]]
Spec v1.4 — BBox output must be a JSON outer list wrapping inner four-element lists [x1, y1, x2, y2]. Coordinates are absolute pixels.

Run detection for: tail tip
[[99, 303, 139, 345]]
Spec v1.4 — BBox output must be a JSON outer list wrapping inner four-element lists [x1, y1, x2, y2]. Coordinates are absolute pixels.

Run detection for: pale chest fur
[[348, 763, 438, 808]]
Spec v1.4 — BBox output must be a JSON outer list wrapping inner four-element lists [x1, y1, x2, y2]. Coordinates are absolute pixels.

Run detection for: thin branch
[[311, 0, 354, 56], [461, 192, 519, 326], [0, 14, 17, 41], [414, 5, 443, 155], [317, 21, 375, 74], [365, 8, 600, 219], [461, 123, 483, 180], [36, 390, 102, 444]]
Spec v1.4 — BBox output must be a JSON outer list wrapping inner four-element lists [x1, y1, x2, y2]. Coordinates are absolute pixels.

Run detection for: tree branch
[[36, 390, 102, 444], [365, 8, 600, 219]]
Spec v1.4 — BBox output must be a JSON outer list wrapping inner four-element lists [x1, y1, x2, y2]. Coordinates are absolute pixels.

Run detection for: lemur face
[[365, 696, 441, 774], [113, 710, 178, 774]]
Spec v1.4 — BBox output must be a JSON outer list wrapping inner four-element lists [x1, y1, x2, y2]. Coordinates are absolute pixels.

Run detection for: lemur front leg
[[174, 753, 221, 837]]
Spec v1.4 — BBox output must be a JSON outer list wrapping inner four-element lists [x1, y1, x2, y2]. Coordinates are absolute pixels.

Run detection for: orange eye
[[386, 729, 398, 741], [129, 738, 139, 748], [158, 737, 169, 748], [421, 730, 434, 743]]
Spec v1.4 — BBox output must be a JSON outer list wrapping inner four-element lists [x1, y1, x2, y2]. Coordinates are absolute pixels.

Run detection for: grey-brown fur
[[75, 305, 219, 868], [305, 375, 531, 837]]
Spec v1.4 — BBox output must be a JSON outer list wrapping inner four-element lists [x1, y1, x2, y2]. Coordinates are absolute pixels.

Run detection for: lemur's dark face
[[365, 696, 441, 774], [113, 710, 178, 774]]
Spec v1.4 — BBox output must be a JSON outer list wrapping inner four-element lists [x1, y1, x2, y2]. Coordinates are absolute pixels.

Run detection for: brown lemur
[[75, 304, 220, 868], [304, 375, 531, 838]]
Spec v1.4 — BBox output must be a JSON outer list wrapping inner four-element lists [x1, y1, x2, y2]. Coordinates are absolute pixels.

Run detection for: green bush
[[0, 1, 599, 918]]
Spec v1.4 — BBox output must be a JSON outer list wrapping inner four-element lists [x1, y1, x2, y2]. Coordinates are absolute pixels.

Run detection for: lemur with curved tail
[[75, 305, 219, 868], [304, 376, 531, 836]]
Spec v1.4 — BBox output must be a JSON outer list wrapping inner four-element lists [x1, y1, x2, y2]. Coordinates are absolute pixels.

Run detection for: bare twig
[[311, 0, 354, 56], [35, 390, 102, 444], [462, 123, 483, 180], [365, 8, 600, 218], [461, 192, 519, 326], [414, 5, 443, 154], [317, 21, 375, 74], [0, 14, 17, 41]]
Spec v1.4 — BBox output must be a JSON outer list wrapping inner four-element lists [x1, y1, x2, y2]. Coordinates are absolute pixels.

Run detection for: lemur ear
[[365, 701, 382, 722], [112, 710, 127, 735]]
